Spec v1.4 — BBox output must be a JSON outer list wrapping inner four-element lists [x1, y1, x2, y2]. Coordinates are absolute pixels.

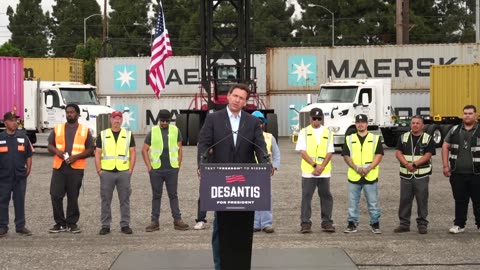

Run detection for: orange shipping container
[[430, 64, 480, 119], [23, 58, 84, 83]]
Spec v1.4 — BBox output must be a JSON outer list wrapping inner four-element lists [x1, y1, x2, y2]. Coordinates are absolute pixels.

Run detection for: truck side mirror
[[46, 95, 53, 109], [289, 105, 299, 113]]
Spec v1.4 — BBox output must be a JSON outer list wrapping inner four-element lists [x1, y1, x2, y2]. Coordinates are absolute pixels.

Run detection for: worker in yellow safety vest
[[251, 111, 280, 233], [342, 114, 384, 234], [142, 109, 189, 232], [95, 110, 136, 235], [295, 108, 335, 234]]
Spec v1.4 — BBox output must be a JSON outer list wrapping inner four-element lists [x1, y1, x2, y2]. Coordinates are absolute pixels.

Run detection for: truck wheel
[[381, 128, 397, 148], [346, 126, 357, 136], [188, 114, 200, 145], [176, 114, 188, 146], [266, 113, 279, 142], [426, 124, 443, 147], [441, 124, 453, 140]]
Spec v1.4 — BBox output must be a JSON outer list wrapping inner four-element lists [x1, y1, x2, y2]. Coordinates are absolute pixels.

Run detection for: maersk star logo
[[288, 55, 317, 86], [114, 104, 138, 131], [113, 65, 137, 91]]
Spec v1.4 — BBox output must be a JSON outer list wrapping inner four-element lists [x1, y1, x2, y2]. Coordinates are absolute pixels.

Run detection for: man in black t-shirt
[[95, 111, 136, 235], [342, 114, 384, 234], [47, 104, 94, 234], [394, 115, 436, 234]]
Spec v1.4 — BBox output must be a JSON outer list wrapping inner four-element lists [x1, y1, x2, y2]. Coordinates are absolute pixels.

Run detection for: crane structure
[[176, 0, 278, 145]]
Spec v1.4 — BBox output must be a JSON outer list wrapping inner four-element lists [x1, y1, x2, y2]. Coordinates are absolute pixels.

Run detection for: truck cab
[[295, 79, 395, 146], [24, 81, 115, 146]]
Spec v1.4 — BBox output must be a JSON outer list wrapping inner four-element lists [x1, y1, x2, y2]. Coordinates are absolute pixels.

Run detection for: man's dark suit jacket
[[197, 108, 268, 270], [197, 108, 268, 164]]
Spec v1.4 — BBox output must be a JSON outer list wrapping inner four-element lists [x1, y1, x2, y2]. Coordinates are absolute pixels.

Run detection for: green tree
[[108, 0, 150, 56], [296, 0, 395, 46], [51, 0, 102, 57], [73, 37, 105, 85], [252, 0, 296, 52], [0, 42, 26, 57], [7, 0, 49, 56], [155, 0, 200, 56]]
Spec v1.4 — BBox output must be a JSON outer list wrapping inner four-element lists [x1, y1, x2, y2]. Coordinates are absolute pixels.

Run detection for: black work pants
[[50, 168, 84, 226], [449, 173, 480, 227], [217, 211, 254, 270]]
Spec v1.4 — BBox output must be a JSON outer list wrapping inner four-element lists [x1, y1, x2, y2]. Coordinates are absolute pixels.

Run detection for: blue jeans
[[347, 182, 381, 225], [254, 210, 272, 229]]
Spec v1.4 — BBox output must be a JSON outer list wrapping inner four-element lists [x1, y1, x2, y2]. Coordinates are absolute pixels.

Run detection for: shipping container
[[430, 64, 480, 118], [24, 58, 84, 82], [95, 55, 267, 96], [0, 57, 24, 119], [266, 43, 480, 93]]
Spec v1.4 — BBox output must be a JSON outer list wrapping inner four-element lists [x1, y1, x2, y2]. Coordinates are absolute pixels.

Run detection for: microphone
[[235, 128, 271, 163], [199, 126, 235, 163]]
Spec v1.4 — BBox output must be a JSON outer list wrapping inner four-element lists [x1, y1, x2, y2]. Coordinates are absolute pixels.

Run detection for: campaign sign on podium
[[200, 163, 271, 211]]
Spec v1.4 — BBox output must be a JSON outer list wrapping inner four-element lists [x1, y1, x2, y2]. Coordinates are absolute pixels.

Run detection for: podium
[[199, 163, 271, 211]]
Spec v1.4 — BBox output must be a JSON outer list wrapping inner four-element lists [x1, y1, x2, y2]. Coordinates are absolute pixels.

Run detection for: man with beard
[[342, 114, 384, 234], [394, 115, 435, 234], [443, 105, 480, 234], [95, 111, 136, 235], [47, 104, 94, 234]]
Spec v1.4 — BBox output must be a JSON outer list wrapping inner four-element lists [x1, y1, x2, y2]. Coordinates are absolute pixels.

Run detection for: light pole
[[307, 4, 335, 47], [84, 13, 102, 46], [133, 22, 153, 46]]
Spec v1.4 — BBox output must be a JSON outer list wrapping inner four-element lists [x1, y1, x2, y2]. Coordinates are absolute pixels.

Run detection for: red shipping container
[[0, 57, 24, 119]]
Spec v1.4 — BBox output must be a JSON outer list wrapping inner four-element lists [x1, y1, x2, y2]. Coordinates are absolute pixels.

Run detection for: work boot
[[300, 223, 312, 234], [16, 227, 32, 236], [262, 226, 275, 233], [393, 226, 410, 233], [145, 222, 160, 232], [0, 227, 8, 237], [322, 223, 336, 233], [174, 219, 190, 230]]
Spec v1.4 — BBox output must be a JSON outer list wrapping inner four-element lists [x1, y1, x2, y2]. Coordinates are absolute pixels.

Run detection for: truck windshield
[[317, 86, 358, 103], [60, 88, 99, 105]]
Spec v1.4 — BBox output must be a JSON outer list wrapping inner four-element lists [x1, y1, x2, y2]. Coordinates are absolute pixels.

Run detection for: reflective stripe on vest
[[264, 132, 273, 155], [346, 133, 379, 181], [53, 123, 89, 169], [399, 131, 432, 178], [100, 128, 131, 171], [300, 125, 332, 175], [150, 125, 179, 169]]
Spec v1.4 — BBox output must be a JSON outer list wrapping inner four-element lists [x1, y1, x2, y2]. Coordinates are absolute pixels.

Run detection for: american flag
[[225, 175, 246, 184], [149, 1, 172, 98]]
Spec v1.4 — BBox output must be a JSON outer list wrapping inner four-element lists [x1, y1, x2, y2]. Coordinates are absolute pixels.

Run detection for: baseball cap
[[158, 109, 171, 120], [251, 111, 267, 124], [3, 111, 19, 121], [355, 114, 368, 123], [310, 108, 323, 117], [110, 111, 123, 118]]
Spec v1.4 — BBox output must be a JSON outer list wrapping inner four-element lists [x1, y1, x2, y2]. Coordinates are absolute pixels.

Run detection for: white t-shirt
[[295, 125, 334, 178]]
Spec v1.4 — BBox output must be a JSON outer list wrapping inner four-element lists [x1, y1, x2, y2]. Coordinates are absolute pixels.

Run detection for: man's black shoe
[[99, 227, 110, 235], [121, 226, 133, 234]]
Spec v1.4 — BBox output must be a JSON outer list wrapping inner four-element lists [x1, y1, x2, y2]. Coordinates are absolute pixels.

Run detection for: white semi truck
[[23, 81, 115, 147], [290, 79, 405, 147]]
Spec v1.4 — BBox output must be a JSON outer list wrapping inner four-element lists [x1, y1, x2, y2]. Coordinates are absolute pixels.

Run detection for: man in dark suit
[[198, 83, 268, 270]]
